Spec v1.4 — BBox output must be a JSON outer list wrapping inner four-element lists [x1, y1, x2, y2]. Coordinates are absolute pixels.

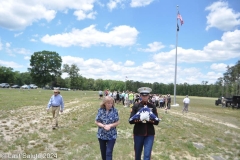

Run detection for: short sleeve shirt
[[95, 107, 119, 140]]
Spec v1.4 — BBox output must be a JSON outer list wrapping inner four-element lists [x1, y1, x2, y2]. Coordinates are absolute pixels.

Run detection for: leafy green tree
[[0, 66, 15, 84], [94, 79, 104, 90], [62, 64, 81, 89], [28, 51, 62, 87], [12, 71, 32, 86]]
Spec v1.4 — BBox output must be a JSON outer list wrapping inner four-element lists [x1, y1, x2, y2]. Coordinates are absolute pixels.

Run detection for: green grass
[[0, 88, 240, 160]]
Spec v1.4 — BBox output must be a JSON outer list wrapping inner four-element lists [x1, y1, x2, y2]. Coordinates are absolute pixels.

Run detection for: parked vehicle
[[29, 84, 38, 89], [231, 96, 240, 109], [42, 86, 52, 90], [60, 88, 71, 91], [11, 85, 20, 88], [0, 83, 10, 88], [21, 85, 30, 89], [215, 97, 233, 107], [215, 96, 240, 109]]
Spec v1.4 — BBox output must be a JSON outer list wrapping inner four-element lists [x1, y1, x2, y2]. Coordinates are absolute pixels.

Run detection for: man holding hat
[[46, 89, 64, 129], [129, 87, 160, 160]]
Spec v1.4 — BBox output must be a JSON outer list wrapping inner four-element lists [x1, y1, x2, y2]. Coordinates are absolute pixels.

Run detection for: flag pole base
[[171, 104, 180, 107]]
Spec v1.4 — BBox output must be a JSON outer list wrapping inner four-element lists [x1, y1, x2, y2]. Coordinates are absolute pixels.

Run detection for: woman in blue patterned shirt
[[95, 96, 120, 160]]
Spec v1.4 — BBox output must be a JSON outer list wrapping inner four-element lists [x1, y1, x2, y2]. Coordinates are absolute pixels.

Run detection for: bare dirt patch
[[0, 100, 91, 159]]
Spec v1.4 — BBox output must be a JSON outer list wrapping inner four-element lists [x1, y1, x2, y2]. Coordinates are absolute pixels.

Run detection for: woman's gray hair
[[100, 96, 115, 108]]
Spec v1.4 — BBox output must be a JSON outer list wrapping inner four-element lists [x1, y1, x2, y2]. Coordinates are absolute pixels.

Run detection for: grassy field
[[0, 88, 240, 160]]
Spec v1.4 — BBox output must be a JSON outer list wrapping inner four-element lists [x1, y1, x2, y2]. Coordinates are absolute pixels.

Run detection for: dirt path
[[2, 105, 239, 143], [1, 103, 239, 160], [0, 100, 91, 158]]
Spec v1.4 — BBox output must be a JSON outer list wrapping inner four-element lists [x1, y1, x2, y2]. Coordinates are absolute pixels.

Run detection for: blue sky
[[0, 0, 239, 84]]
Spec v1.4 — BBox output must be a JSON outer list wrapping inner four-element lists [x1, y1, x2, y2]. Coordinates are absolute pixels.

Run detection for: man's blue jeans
[[134, 135, 154, 160], [98, 138, 116, 160]]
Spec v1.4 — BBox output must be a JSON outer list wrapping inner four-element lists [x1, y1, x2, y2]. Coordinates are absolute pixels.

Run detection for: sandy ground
[[1, 103, 239, 160], [0, 100, 90, 159]]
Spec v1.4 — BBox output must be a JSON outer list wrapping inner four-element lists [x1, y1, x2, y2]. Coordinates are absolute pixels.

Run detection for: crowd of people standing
[[99, 89, 172, 111]]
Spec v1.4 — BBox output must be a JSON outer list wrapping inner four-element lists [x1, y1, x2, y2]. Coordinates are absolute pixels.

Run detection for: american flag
[[177, 12, 184, 25]]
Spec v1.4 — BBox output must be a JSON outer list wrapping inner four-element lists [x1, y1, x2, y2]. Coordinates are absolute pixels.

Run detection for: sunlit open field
[[0, 88, 240, 160]]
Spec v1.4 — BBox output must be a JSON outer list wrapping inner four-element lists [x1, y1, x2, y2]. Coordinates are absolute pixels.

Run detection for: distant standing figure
[[46, 89, 64, 129], [99, 90, 103, 99], [95, 96, 120, 160], [164, 96, 168, 113], [105, 89, 109, 96], [159, 95, 164, 108], [124, 92, 129, 107], [221, 97, 225, 107], [116, 91, 120, 104], [121, 92, 125, 105], [182, 95, 190, 114], [167, 94, 171, 109]]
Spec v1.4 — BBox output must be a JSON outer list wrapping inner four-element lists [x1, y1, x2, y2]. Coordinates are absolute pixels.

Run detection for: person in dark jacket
[[129, 87, 160, 160]]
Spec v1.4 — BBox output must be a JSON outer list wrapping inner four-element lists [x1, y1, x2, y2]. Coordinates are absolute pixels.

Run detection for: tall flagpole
[[173, 5, 179, 105], [125, 76, 127, 91]]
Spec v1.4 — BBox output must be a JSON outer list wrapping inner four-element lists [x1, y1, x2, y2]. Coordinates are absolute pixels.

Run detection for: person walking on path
[[182, 95, 190, 114], [167, 94, 171, 109], [129, 87, 160, 160], [46, 89, 64, 129], [95, 96, 120, 160]]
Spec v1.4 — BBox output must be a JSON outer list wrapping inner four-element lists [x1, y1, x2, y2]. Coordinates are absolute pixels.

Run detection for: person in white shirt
[[124, 92, 129, 107], [99, 90, 103, 99], [182, 95, 190, 114], [155, 94, 159, 107]]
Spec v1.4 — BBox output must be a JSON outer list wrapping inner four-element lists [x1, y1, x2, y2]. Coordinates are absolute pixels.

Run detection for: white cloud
[[153, 29, 240, 63], [14, 32, 23, 37], [6, 43, 11, 48], [138, 42, 165, 52], [62, 56, 122, 78], [124, 60, 135, 66], [73, 10, 97, 20], [105, 23, 112, 30], [205, 1, 240, 31], [0, 60, 23, 68], [203, 29, 240, 57], [107, 0, 125, 11], [0, 0, 56, 30], [41, 25, 139, 47], [0, 0, 97, 30], [210, 63, 227, 72], [13, 48, 31, 55], [130, 0, 154, 7], [30, 39, 37, 42], [142, 62, 156, 69], [61, 55, 224, 84], [107, 0, 118, 11], [24, 56, 30, 60], [2, 43, 31, 56], [5, 43, 14, 56]]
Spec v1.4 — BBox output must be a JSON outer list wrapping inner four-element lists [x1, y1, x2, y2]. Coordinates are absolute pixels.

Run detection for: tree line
[[0, 51, 239, 98]]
